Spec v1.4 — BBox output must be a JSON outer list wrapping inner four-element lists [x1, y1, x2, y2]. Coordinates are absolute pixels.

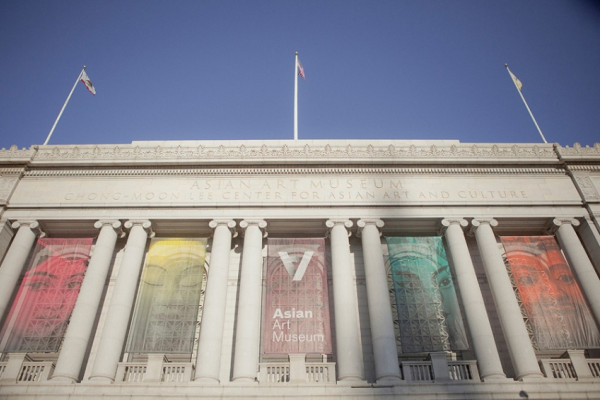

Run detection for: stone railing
[[401, 361, 433, 381], [539, 350, 600, 381], [401, 352, 480, 382], [115, 355, 194, 383], [258, 354, 335, 384], [0, 354, 55, 383]]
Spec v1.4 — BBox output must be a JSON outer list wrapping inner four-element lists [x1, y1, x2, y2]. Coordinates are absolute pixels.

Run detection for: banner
[[126, 238, 207, 354], [0, 238, 93, 352], [386, 236, 468, 353], [501, 236, 600, 349], [263, 238, 332, 354]]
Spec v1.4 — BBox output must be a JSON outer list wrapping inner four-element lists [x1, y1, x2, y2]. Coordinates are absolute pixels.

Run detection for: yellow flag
[[507, 66, 523, 91]]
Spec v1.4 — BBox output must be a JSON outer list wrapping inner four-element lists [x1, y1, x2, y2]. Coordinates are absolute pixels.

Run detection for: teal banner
[[386, 236, 468, 353]]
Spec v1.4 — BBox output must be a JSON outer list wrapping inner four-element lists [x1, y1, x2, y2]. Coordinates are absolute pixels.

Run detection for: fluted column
[[552, 218, 600, 326], [232, 219, 267, 383], [441, 218, 506, 381], [326, 219, 364, 382], [89, 220, 152, 382], [194, 219, 236, 383], [52, 220, 122, 383], [357, 219, 401, 383], [471, 218, 542, 381], [0, 221, 43, 322]]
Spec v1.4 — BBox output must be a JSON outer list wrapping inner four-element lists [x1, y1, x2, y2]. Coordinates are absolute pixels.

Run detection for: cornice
[[0, 145, 36, 163], [21, 141, 559, 166], [556, 143, 600, 161], [23, 165, 566, 178]]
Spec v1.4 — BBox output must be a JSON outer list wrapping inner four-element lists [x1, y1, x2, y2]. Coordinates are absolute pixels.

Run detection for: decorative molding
[[568, 165, 600, 172], [0, 145, 36, 162], [557, 143, 600, 159], [23, 141, 559, 166], [574, 176, 600, 201], [22, 165, 567, 178]]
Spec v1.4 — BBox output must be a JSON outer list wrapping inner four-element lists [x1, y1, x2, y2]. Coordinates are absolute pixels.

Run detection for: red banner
[[263, 238, 332, 354]]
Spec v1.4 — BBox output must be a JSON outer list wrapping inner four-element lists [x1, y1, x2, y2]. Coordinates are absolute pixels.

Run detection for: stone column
[[441, 218, 506, 381], [356, 219, 401, 383], [552, 218, 600, 326], [89, 220, 152, 382], [0, 221, 42, 321], [232, 219, 267, 383], [194, 219, 236, 383], [471, 218, 543, 381], [52, 220, 122, 383], [326, 219, 364, 382]]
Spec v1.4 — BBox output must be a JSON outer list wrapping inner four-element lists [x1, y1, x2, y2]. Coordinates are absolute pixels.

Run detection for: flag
[[297, 59, 305, 80], [507, 66, 522, 91], [80, 70, 96, 95]]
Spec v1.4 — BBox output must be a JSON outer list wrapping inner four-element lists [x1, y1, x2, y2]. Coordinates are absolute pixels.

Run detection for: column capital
[[123, 220, 154, 237], [547, 218, 580, 234], [471, 218, 498, 228], [326, 219, 353, 238], [239, 219, 267, 237], [552, 217, 580, 227], [11, 220, 45, 237], [469, 218, 498, 236], [440, 218, 468, 233], [325, 219, 353, 229], [356, 219, 384, 237], [209, 219, 237, 239], [94, 220, 123, 236], [209, 219, 236, 229]]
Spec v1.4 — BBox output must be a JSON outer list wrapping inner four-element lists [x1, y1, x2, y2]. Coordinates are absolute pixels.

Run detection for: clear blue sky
[[1, 0, 599, 149]]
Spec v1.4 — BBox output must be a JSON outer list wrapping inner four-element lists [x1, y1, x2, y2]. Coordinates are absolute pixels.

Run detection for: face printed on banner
[[126, 238, 207, 354], [502, 236, 600, 349], [12, 256, 86, 339], [387, 236, 468, 352], [0, 239, 92, 353]]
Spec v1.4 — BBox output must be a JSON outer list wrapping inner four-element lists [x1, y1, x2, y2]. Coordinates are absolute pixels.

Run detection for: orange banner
[[501, 236, 600, 349]]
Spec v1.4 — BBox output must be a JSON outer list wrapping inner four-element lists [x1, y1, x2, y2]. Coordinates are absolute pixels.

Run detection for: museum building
[[0, 139, 600, 399]]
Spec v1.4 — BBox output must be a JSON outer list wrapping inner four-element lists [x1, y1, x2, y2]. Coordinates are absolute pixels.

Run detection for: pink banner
[[263, 238, 332, 354], [0, 238, 93, 352]]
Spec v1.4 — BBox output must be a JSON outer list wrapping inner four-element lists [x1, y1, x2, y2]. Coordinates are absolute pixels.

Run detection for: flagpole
[[294, 52, 299, 141], [43, 66, 86, 145], [504, 64, 548, 144]]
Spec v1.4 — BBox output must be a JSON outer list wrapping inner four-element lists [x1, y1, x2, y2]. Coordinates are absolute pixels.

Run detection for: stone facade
[[0, 139, 599, 399]]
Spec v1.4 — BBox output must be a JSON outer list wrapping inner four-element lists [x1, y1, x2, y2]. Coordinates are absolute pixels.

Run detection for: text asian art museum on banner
[[126, 238, 207, 354], [263, 238, 332, 354], [0, 238, 93, 353], [386, 236, 468, 353], [501, 236, 600, 350]]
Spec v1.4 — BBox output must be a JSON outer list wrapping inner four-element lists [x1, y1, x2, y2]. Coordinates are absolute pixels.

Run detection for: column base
[[481, 374, 510, 382], [231, 377, 258, 385], [50, 375, 77, 383], [375, 376, 402, 386], [193, 376, 221, 384], [337, 377, 368, 386], [88, 376, 114, 384], [518, 373, 546, 382]]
